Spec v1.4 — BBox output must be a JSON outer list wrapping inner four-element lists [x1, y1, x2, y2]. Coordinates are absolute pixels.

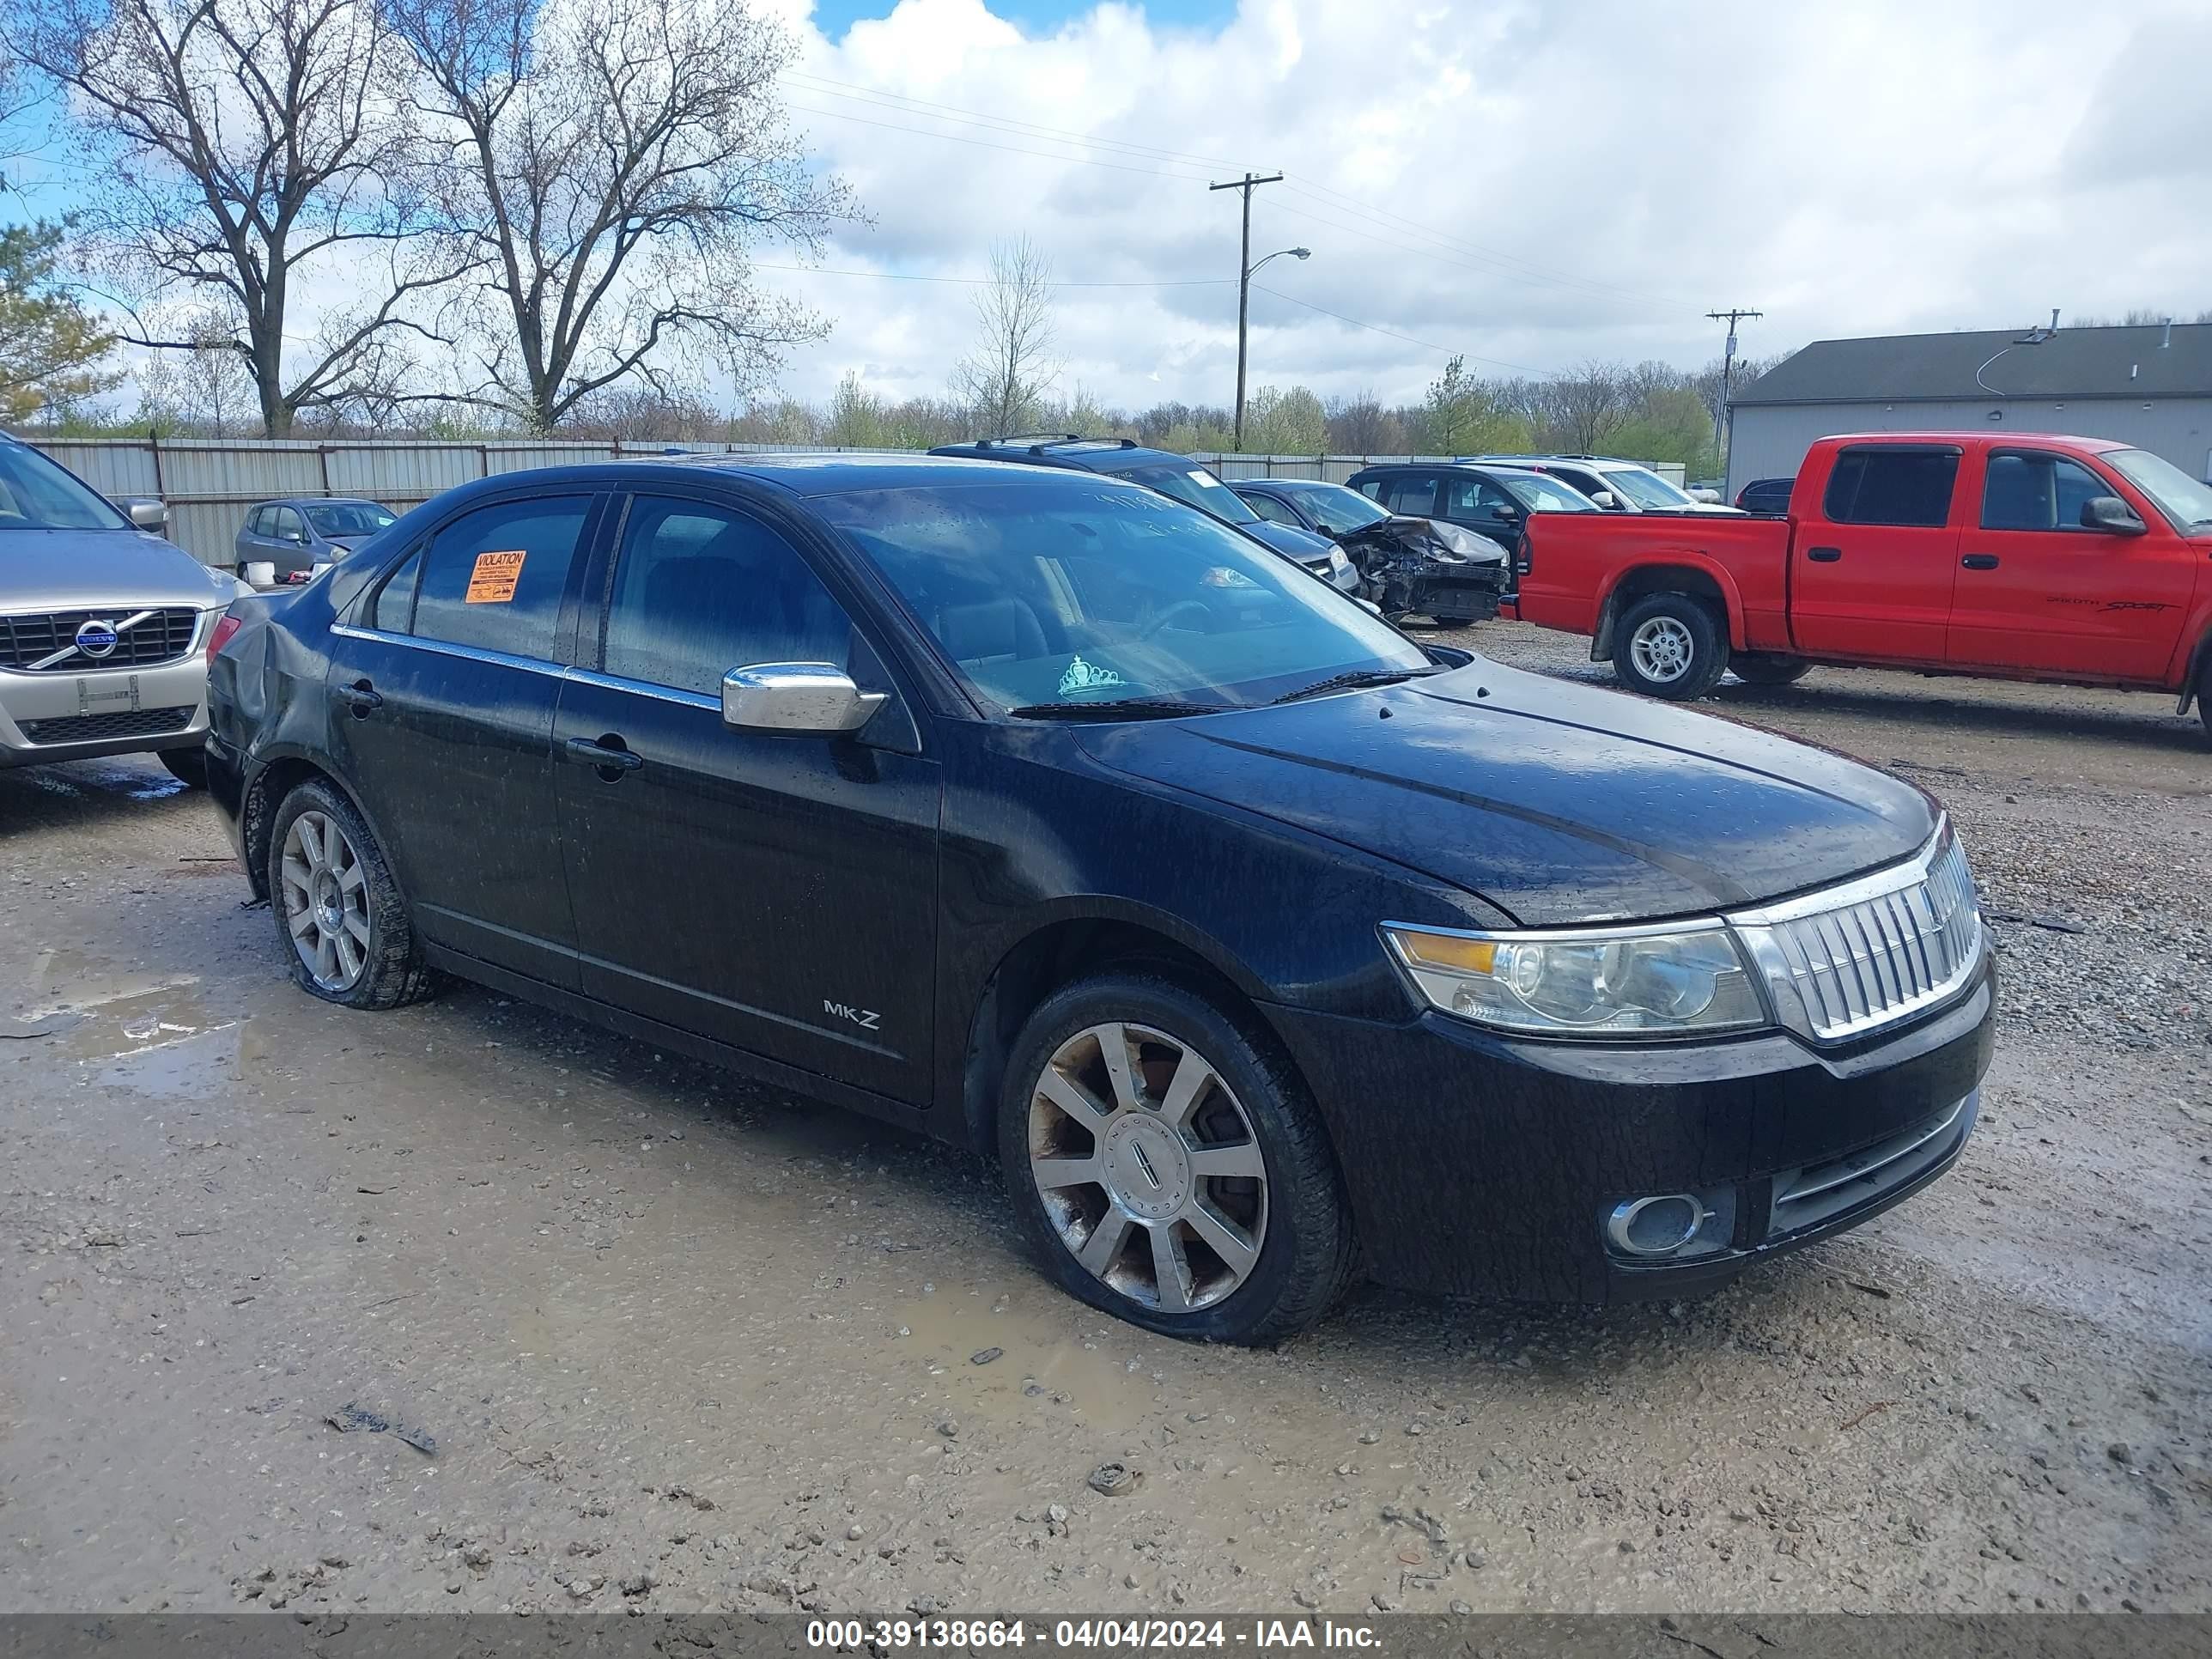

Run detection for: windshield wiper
[[1006, 698, 1217, 721], [1269, 667, 1437, 706]]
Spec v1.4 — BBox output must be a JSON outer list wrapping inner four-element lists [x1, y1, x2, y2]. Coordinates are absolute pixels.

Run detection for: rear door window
[[1823, 449, 1960, 526], [1384, 474, 1438, 516], [405, 495, 592, 661]]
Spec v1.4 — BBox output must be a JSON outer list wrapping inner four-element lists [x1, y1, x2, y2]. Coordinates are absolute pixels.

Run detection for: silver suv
[[0, 435, 245, 786]]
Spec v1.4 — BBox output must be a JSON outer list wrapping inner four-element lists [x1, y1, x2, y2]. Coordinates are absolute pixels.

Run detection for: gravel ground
[[1, 623, 2206, 1620]]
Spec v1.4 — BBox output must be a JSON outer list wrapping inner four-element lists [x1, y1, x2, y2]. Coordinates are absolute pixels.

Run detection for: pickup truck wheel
[[1613, 593, 1728, 701], [999, 973, 1357, 1344], [1729, 654, 1812, 687]]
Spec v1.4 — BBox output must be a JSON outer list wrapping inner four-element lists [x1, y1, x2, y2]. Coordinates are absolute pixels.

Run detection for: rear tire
[[1729, 654, 1812, 687], [997, 972, 1357, 1344], [266, 778, 438, 1010], [1613, 592, 1729, 700], [159, 747, 209, 788]]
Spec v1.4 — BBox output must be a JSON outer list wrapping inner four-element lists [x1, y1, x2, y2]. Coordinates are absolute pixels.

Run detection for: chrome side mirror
[[721, 662, 887, 736], [121, 496, 169, 531]]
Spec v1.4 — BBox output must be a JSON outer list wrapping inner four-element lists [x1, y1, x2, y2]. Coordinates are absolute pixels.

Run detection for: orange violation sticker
[[464, 549, 526, 604]]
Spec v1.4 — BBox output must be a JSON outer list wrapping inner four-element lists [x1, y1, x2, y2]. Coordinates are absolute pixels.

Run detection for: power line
[[786, 102, 1204, 179], [1250, 283, 1538, 374], [785, 71, 1695, 314], [752, 260, 1231, 290], [784, 73, 1249, 174]]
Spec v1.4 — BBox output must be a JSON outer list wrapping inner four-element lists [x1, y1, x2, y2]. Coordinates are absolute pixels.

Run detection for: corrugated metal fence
[[22, 436, 852, 567], [20, 435, 1687, 566]]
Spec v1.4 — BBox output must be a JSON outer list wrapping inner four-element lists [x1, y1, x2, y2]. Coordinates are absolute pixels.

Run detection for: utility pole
[[1706, 307, 1763, 455], [1211, 172, 1284, 450]]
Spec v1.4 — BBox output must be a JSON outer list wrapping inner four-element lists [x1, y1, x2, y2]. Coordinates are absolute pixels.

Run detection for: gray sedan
[[235, 496, 397, 583]]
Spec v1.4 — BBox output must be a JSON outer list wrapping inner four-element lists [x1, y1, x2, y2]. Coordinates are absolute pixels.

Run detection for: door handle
[[1805, 546, 1843, 563], [337, 681, 383, 716], [563, 735, 644, 775], [1960, 554, 2001, 570]]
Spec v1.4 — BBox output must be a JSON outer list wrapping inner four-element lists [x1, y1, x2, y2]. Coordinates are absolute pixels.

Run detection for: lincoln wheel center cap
[[1099, 1113, 1193, 1220]]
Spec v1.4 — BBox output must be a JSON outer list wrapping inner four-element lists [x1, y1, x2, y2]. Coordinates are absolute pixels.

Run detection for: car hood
[[1242, 520, 1337, 560], [1, 527, 239, 611], [1073, 660, 1934, 926]]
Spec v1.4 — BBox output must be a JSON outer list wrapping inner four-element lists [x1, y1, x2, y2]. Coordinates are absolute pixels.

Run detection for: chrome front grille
[[1729, 826, 1982, 1042], [0, 608, 202, 671]]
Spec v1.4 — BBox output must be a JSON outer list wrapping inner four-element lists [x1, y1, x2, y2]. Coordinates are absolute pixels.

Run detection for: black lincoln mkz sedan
[[205, 453, 1992, 1343]]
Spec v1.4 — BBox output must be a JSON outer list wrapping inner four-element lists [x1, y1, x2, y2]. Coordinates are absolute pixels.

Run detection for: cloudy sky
[[10, 0, 2209, 417], [742, 0, 2210, 411]]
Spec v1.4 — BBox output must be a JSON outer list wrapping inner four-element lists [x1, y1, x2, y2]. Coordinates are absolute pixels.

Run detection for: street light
[[1233, 246, 1310, 450]]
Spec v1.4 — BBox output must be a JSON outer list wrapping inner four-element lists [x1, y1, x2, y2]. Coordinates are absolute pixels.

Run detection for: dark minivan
[[205, 453, 1993, 1343]]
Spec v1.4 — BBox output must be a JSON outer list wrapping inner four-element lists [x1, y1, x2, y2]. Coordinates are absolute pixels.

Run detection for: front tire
[[1729, 653, 1812, 687], [997, 973, 1357, 1344], [266, 779, 438, 1010], [159, 747, 209, 788], [1613, 592, 1729, 700]]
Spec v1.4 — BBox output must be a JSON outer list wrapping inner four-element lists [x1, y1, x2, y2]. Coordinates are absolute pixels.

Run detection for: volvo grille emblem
[[75, 618, 121, 659]]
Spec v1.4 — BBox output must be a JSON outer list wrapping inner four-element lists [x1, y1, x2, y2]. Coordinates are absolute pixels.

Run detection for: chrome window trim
[[559, 665, 720, 712], [329, 623, 567, 679]]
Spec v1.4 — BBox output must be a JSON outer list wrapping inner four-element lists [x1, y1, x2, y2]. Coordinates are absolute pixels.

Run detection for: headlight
[[1327, 546, 1350, 570], [1381, 921, 1765, 1038]]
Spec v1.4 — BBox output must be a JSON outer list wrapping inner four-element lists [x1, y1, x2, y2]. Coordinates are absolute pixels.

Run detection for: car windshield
[[306, 501, 397, 537], [1102, 460, 1262, 526], [1495, 473, 1598, 514], [823, 477, 1429, 714], [0, 442, 130, 531], [1285, 483, 1389, 534], [2102, 448, 2212, 531], [1600, 466, 1693, 508]]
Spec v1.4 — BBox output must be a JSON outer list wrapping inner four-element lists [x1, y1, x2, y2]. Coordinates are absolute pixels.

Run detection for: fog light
[[1603, 1186, 1737, 1261]]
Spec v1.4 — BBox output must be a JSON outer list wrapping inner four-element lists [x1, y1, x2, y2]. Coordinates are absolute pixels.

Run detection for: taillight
[[1515, 531, 1533, 574], [207, 611, 244, 666]]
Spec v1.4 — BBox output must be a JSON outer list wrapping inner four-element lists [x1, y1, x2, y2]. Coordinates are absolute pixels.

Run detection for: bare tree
[[5, 0, 458, 434], [1324, 391, 1402, 454], [951, 237, 1059, 436], [392, 0, 850, 432], [1536, 362, 1630, 454]]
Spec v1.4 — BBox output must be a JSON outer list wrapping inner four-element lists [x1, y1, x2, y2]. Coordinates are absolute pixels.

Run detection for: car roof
[[425, 450, 1161, 501], [927, 437, 1192, 472], [1349, 460, 1557, 480], [256, 495, 386, 507]]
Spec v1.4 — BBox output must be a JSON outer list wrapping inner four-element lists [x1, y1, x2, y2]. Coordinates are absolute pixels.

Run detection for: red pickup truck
[[1510, 432, 2212, 738]]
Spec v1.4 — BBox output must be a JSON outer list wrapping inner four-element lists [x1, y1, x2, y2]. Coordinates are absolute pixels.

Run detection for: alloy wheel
[[1630, 615, 1695, 684], [1027, 1022, 1268, 1314], [279, 810, 372, 992]]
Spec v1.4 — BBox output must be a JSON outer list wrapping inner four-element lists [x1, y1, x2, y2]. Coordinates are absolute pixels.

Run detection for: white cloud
[[751, 0, 2209, 413]]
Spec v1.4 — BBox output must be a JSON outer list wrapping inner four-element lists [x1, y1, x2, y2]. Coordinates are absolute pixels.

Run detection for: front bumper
[[1265, 954, 1996, 1303], [0, 626, 215, 769]]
